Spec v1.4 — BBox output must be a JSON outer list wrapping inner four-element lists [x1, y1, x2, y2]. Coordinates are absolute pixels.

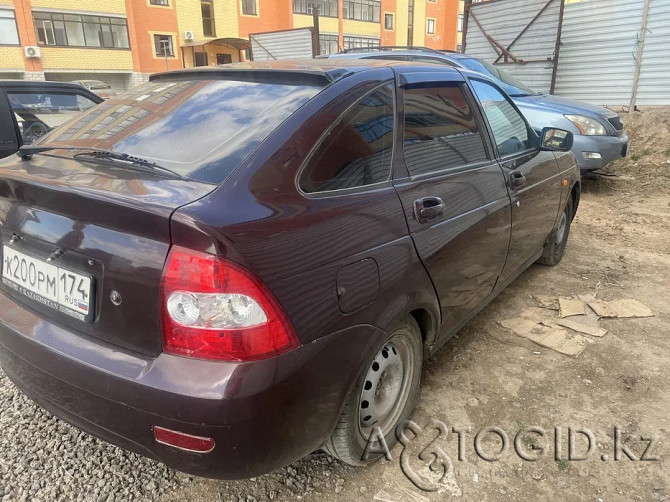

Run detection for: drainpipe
[[407, 0, 414, 46], [312, 5, 320, 56]]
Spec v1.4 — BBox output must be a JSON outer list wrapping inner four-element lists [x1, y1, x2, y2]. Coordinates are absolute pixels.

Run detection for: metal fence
[[464, 0, 670, 106], [250, 28, 316, 61]]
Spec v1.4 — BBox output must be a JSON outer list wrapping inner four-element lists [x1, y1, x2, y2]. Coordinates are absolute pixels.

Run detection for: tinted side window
[[470, 79, 531, 156], [8, 91, 99, 144], [402, 85, 488, 176], [299, 84, 394, 193]]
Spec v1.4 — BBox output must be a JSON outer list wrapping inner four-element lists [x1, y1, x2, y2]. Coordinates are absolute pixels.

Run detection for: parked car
[[0, 80, 103, 157], [0, 60, 579, 479], [71, 79, 117, 100], [329, 47, 630, 173]]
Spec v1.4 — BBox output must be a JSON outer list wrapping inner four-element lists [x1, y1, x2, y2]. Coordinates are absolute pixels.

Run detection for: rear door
[[468, 78, 561, 281], [392, 75, 511, 335]]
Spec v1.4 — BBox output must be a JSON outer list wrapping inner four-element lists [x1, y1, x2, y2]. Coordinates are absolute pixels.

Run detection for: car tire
[[538, 194, 573, 266], [323, 316, 423, 466]]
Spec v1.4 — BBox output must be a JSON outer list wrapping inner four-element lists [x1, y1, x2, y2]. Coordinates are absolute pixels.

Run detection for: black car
[[0, 60, 579, 479], [0, 80, 102, 157]]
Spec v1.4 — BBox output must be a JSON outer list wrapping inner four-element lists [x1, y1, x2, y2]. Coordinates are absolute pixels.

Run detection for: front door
[[393, 81, 512, 334], [468, 78, 562, 281], [194, 52, 208, 66]]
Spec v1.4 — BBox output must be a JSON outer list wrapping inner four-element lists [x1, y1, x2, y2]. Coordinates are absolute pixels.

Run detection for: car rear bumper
[[0, 292, 382, 479], [572, 132, 630, 172]]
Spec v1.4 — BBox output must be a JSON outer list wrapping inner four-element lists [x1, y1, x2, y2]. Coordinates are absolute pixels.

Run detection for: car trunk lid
[[0, 154, 216, 356]]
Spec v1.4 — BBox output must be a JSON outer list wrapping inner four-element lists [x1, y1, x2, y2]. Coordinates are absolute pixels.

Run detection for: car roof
[[328, 50, 472, 62], [150, 58, 463, 86], [0, 80, 101, 91]]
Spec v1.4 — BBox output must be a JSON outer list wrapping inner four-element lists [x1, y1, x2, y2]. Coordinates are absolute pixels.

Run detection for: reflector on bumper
[[153, 426, 215, 453]]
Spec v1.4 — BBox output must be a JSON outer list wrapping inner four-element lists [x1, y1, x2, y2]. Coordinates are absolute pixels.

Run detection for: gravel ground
[[0, 372, 178, 502]]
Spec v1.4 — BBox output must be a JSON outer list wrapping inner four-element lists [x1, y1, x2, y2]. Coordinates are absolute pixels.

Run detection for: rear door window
[[402, 84, 489, 176], [470, 79, 532, 156], [299, 84, 395, 193]]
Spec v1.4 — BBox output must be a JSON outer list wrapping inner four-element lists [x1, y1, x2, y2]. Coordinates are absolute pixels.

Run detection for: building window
[[342, 35, 380, 50], [319, 34, 339, 55], [202, 0, 215, 37], [33, 12, 129, 48], [384, 13, 393, 30], [343, 0, 381, 22], [154, 34, 174, 56], [217, 53, 232, 64], [242, 0, 257, 15], [150, 0, 169, 5], [458, 13, 464, 32], [293, 0, 338, 18], [427, 18, 435, 34], [0, 9, 20, 45]]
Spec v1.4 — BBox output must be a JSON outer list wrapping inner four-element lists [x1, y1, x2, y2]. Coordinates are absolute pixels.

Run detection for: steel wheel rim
[[555, 211, 567, 245], [358, 333, 415, 438]]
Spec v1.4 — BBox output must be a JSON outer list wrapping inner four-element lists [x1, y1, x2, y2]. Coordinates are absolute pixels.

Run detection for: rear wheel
[[538, 195, 573, 266], [323, 316, 423, 466]]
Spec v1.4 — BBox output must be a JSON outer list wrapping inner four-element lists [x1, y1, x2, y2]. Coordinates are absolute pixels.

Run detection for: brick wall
[[29, 0, 127, 14], [0, 47, 25, 71], [39, 47, 133, 71]]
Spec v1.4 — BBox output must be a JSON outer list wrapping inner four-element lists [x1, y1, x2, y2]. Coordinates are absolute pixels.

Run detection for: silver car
[[329, 48, 630, 173]]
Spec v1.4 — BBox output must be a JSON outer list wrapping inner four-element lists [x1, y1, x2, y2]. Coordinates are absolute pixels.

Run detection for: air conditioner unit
[[184, 31, 195, 41], [24, 46, 41, 58]]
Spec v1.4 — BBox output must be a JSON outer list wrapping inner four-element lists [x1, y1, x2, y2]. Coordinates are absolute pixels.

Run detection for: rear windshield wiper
[[17, 145, 187, 180]]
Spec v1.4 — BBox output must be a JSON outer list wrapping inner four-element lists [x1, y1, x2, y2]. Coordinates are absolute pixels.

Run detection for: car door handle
[[413, 197, 445, 223], [509, 171, 526, 189]]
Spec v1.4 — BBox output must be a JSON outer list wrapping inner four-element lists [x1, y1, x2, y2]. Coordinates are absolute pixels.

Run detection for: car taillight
[[160, 246, 299, 361]]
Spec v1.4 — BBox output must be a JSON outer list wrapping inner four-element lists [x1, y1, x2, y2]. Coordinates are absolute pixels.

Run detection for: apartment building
[[179, 0, 460, 67], [0, 0, 182, 88], [0, 0, 459, 88]]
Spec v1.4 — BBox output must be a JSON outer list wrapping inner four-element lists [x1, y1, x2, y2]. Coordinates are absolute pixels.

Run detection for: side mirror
[[540, 127, 573, 152], [0, 90, 22, 159]]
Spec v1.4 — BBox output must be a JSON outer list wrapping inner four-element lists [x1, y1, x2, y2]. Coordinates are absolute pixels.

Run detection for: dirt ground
[[158, 108, 670, 502]]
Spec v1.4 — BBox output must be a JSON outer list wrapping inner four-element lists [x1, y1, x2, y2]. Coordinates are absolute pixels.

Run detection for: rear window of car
[[36, 78, 323, 184]]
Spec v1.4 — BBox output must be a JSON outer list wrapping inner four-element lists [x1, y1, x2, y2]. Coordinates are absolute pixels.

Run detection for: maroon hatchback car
[[0, 60, 579, 479]]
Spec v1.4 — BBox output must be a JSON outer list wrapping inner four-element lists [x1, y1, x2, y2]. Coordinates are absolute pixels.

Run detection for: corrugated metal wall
[[636, 0, 670, 105], [554, 0, 643, 105], [465, 0, 560, 92], [250, 29, 314, 61], [465, 0, 670, 106]]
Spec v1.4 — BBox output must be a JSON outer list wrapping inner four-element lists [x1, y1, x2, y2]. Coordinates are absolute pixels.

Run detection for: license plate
[[2, 245, 94, 322]]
